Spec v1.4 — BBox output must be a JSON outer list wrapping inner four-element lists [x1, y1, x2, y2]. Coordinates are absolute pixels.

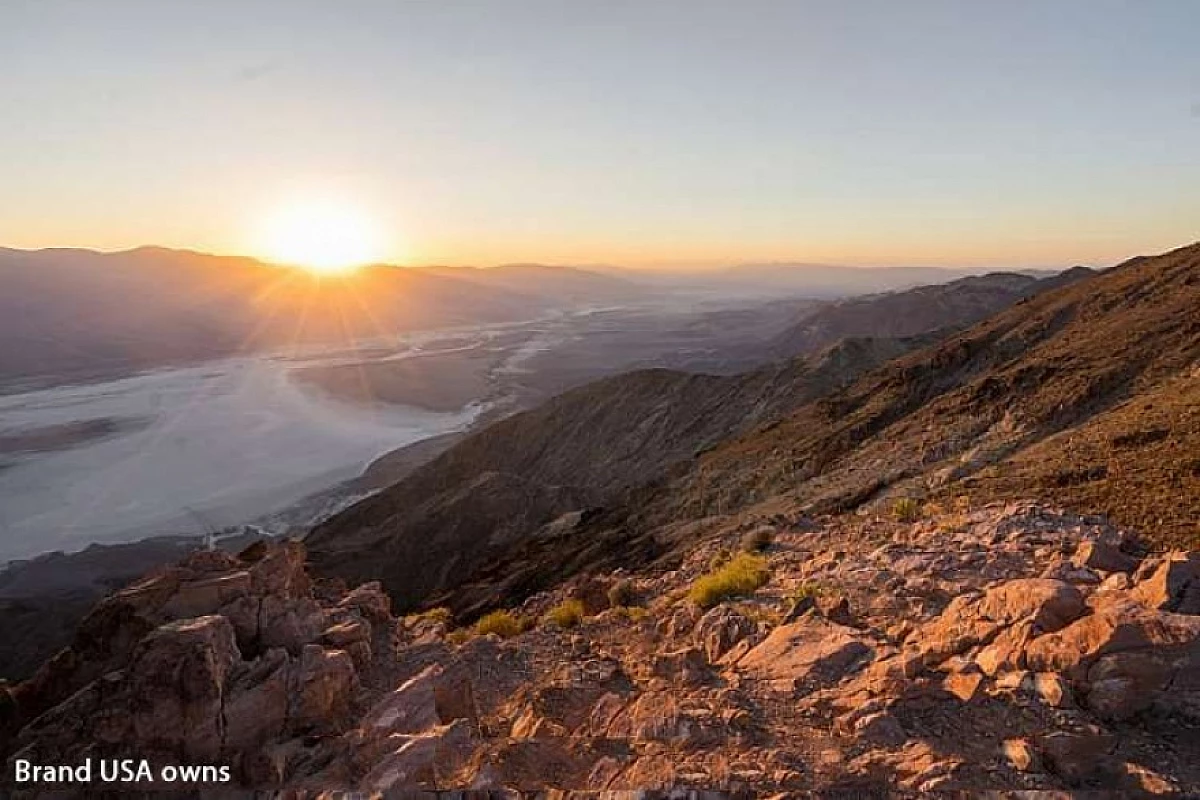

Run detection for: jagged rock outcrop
[[1, 541, 389, 790]]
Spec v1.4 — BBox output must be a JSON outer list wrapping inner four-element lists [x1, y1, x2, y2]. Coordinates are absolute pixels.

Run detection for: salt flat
[[0, 345, 481, 562]]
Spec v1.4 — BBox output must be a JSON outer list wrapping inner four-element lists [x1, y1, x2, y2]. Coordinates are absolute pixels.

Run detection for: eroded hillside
[[667, 242, 1199, 544], [309, 246, 1194, 618], [307, 335, 932, 609]]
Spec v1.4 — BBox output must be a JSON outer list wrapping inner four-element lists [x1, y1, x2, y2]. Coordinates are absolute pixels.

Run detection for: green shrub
[[741, 526, 774, 552], [473, 609, 525, 638], [545, 599, 586, 629], [689, 552, 770, 609], [892, 497, 922, 522]]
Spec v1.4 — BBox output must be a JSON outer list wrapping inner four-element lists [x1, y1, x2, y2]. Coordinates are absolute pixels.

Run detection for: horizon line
[[0, 242, 1104, 274]]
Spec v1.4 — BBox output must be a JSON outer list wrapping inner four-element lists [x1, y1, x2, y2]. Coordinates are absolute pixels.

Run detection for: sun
[[260, 197, 384, 274]]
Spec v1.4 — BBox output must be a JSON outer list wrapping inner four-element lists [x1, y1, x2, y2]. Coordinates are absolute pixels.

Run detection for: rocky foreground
[[2, 502, 1199, 795]]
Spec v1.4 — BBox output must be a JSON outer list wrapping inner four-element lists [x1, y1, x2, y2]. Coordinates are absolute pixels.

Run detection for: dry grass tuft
[[689, 552, 770, 608]]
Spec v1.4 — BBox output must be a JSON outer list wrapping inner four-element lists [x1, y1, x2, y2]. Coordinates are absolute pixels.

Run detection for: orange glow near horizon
[[258, 196, 387, 275]]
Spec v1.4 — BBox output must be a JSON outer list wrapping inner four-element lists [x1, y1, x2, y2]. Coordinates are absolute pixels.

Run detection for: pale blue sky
[[1, 0, 1197, 267]]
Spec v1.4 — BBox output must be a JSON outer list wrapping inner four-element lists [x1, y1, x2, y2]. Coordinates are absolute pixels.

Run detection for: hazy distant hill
[[771, 268, 1094, 358], [421, 263, 638, 304], [0, 247, 638, 390], [598, 262, 1060, 298]]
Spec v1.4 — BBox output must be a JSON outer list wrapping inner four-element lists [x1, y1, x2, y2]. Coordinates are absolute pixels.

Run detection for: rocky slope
[[3, 503, 1198, 794], [307, 335, 933, 610], [659, 242, 1199, 545]]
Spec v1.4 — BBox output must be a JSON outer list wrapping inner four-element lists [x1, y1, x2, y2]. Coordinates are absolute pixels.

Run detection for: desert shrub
[[892, 497, 922, 522], [610, 605, 651, 623], [788, 582, 825, 603], [689, 552, 770, 609], [406, 606, 453, 627], [545, 599, 586, 629], [740, 526, 774, 552], [607, 578, 637, 608], [473, 609, 525, 638]]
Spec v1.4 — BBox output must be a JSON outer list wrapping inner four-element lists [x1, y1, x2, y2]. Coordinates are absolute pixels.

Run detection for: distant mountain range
[[0, 246, 1069, 391], [0, 247, 638, 390], [595, 261, 1062, 298]]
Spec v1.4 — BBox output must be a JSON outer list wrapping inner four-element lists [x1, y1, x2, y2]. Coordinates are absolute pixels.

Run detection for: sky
[[1, 0, 1197, 269]]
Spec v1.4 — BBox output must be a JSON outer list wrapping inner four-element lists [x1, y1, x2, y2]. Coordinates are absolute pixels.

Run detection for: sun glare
[[260, 197, 383, 274]]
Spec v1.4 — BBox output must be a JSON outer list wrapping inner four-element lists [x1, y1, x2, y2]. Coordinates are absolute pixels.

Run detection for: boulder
[[1003, 738, 1041, 773], [1131, 552, 1200, 614], [1032, 672, 1072, 708], [256, 594, 324, 655], [223, 648, 291, 751], [360, 719, 474, 791], [288, 644, 358, 732], [249, 541, 311, 598], [1074, 540, 1139, 574], [737, 617, 874, 691], [1026, 597, 1200, 677], [993, 670, 1033, 692], [320, 618, 371, 649], [942, 671, 985, 703], [361, 663, 476, 735], [126, 615, 240, 762], [1097, 572, 1132, 592], [693, 605, 756, 662], [975, 622, 1033, 676], [339, 581, 393, 622], [160, 570, 253, 619], [1116, 761, 1181, 795], [978, 578, 1086, 633], [906, 594, 1000, 666]]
